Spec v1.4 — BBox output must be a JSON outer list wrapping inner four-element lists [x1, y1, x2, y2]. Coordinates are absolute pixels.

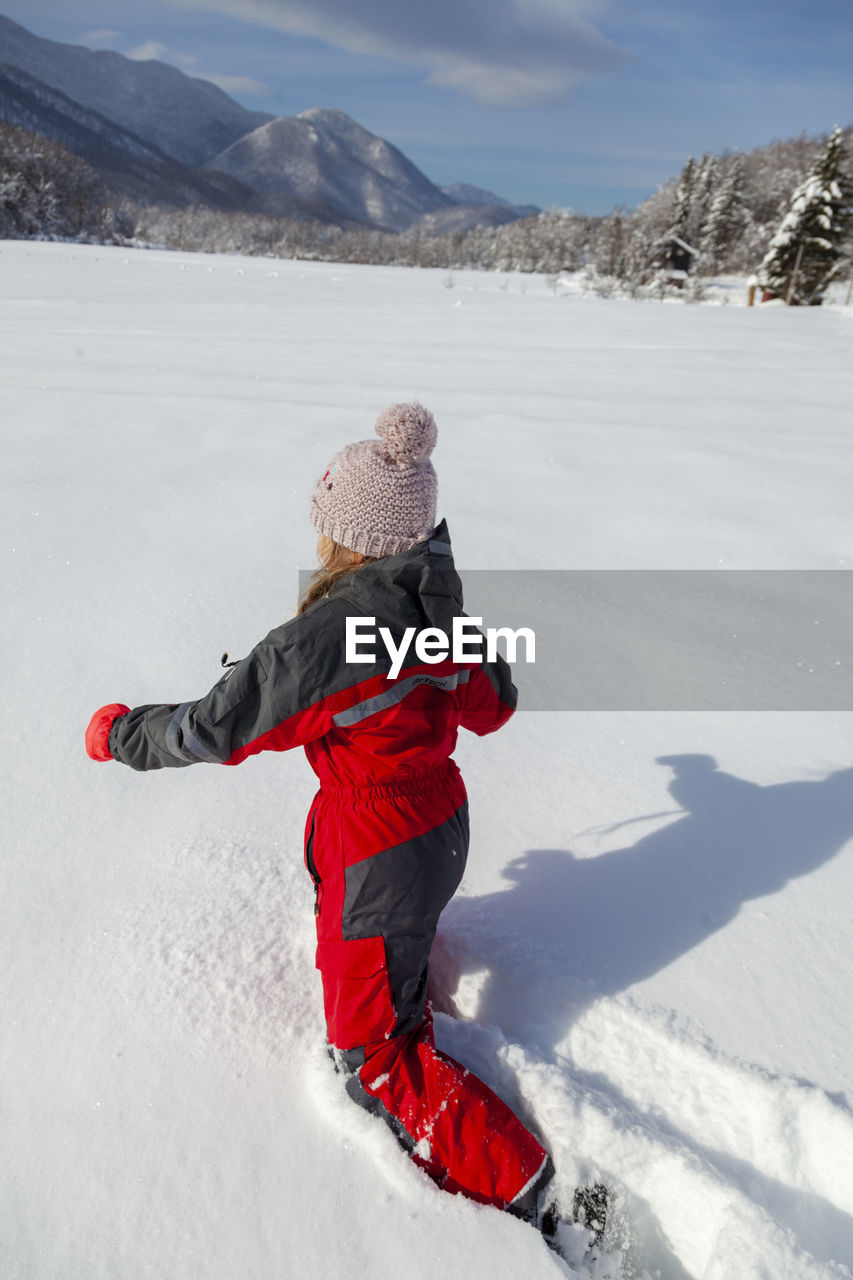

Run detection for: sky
[[2, 0, 851, 213]]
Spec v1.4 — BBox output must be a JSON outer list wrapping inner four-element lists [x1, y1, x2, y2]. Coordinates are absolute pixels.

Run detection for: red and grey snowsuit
[[108, 519, 552, 1216]]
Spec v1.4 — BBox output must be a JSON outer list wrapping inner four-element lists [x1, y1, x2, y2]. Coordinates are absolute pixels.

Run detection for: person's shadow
[[433, 755, 853, 1059]]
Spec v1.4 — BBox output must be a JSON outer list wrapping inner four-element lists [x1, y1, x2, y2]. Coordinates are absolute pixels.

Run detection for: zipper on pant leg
[[305, 814, 321, 917]]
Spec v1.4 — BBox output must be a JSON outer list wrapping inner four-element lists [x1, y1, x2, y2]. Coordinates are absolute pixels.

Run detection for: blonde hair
[[298, 536, 377, 614]]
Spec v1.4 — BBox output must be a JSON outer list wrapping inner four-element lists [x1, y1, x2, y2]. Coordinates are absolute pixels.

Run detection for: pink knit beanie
[[310, 402, 438, 558]]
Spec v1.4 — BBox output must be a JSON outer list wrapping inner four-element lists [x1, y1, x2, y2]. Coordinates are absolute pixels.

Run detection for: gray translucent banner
[[461, 571, 852, 711], [297, 569, 852, 710]]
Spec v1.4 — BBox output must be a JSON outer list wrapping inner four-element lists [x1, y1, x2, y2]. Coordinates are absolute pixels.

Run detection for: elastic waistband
[[318, 760, 460, 800]]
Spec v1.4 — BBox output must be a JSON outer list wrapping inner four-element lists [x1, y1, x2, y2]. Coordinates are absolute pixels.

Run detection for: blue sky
[[2, 0, 851, 213]]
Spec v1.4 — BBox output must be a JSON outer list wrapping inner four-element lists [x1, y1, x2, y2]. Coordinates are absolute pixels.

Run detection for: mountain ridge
[[441, 182, 540, 218], [0, 13, 273, 165], [0, 13, 538, 230], [0, 61, 263, 212]]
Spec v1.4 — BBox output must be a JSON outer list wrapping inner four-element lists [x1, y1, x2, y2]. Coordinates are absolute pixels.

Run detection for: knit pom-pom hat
[[310, 402, 438, 558]]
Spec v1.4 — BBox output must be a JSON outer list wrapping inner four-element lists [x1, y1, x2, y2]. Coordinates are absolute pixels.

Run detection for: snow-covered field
[[2, 240, 852, 1280]]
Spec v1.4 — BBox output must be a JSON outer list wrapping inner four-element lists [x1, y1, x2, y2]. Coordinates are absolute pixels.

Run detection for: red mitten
[[85, 703, 131, 762]]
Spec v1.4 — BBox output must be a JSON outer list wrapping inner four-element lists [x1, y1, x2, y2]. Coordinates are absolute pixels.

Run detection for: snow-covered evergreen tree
[[692, 154, 720, 247], [758, 126, 853, 304], [670, 157, 697, 240], [623, 224, 658, 288], [668, 153, 717, 253], [699, 157, 746, 274], [594, 209, 628, 278]]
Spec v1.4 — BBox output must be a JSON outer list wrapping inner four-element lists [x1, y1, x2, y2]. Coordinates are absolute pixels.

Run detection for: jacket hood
[[325, 518, 464, 635]]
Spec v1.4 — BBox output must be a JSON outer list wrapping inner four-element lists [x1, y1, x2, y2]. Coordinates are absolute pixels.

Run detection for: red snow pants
[[305, 762, 551, 1216]]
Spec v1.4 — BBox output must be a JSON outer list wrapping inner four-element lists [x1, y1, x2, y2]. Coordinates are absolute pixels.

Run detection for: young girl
[[85, 402, 567, 1236]]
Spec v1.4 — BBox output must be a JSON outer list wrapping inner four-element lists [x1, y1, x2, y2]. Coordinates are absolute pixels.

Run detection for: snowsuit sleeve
[[459, 649, 518, 736], [108, 621, 331, 771]]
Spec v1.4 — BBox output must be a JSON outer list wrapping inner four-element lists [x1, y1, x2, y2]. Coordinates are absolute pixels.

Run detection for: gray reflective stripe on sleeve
[[333, 667, 471, 728], [428, 540, 452, 556], [165, 702, 197, 762], [165, 701, 221, 764]]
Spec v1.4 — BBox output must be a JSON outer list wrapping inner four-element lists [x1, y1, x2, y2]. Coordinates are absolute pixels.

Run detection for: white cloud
[[126, 40, 172, 61], [193, 71, 269, 96], [167, 0, 628, 106], [125, 41, 198, 69], [78, 29, 121, 49], [122, 36, 268, 97], [427, 59, 587, 109]]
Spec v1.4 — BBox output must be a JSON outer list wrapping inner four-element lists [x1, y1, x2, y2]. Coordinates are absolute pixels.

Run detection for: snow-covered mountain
[[204, 108, 456, 231], [0, 13, 273, 166], [414, 204, 522, 234], [441, 182, 541, 219], [0, 62, 260, 211], [0, 13, 537, 230]]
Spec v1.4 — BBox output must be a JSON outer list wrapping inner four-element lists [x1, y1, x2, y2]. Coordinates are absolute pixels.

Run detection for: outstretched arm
[[86, 627, 331, 771]]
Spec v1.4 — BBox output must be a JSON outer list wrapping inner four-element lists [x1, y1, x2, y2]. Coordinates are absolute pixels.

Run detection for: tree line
[[0, 122, 131, 242], [2, 118, 851, 303]]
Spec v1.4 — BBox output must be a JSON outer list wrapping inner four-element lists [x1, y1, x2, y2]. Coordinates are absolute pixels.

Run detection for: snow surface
[[2, 240, 852, 1280]]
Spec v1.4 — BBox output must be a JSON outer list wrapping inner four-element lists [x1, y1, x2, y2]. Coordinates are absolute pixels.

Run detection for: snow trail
[[434, 1002, 853, 1279]]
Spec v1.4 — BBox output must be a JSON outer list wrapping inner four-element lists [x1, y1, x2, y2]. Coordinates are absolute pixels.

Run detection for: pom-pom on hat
[[310, 402, 438, 558]]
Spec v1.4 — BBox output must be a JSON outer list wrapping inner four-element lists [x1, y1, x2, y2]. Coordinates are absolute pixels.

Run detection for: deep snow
[[2, 240, 852, 1280]]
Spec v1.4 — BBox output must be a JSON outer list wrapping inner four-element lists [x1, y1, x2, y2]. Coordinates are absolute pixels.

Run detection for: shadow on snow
[[437, 755, 853, 1057]]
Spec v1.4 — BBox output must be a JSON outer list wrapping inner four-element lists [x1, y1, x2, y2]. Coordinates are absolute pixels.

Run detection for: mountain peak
[[296, 108, 377, 145], [298, 107, 358, 128], [206, 109, 452, 230]]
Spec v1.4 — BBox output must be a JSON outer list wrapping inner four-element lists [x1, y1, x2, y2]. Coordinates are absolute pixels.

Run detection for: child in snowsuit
[[85, 402, 555, 1223]]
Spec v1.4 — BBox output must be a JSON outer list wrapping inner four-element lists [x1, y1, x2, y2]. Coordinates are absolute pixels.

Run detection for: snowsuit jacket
[[108, 518, 517, 1046]]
